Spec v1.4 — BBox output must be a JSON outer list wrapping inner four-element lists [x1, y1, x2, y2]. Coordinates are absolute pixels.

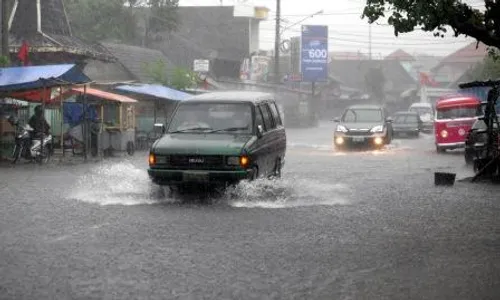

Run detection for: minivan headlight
[[227, 156, 250, 168], [149, 153, 156, 166], [370, 125, 383, 133], [336, 125, 348, 133]]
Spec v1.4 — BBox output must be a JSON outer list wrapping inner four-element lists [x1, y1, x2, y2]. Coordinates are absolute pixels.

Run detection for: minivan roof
[[347, 104, 383, 110], [184, 91, 274, 103], [409, 102, 433, 108]]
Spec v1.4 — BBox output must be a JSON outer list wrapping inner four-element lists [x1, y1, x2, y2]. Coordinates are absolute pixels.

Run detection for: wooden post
[[59, 85, 64, 157], [82, 84, 87, 162], [1, 0, 9, 58]]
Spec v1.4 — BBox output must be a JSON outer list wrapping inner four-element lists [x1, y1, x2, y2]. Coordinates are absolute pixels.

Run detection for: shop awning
[[0, 64, 91, 93], [70, 87, 138, 103], [114, 84, 191, 101]]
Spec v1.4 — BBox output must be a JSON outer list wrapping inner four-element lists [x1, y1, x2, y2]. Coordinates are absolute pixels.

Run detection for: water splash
[[225, 176, 350, 208], [69, 162, 350, 208], [69, 161, 175, 206]]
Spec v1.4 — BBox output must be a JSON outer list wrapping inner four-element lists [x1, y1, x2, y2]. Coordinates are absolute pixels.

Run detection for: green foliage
[[169, 67, 197, 91], [144, 59, 170, 85], [364, 67, 386, 101], [64, 0, 179, 44], [0, 56, 10, 67], [143, 59, 197, 91], [362, 0, 500, 50]]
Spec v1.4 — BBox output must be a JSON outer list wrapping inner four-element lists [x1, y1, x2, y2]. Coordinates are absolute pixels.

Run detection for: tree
[[362, 0, 500, 51], [64, 0, 179, 45], [64, 0, 137, 43], [126, 0, 179, 46], [143, 59, 197, 90], [169, 67, 197, 91]]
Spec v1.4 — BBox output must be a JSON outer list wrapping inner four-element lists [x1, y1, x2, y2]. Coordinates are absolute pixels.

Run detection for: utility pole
[[1, 0, 10, 58], [368, 23, 372, 60], [274, 0, 281, 84]]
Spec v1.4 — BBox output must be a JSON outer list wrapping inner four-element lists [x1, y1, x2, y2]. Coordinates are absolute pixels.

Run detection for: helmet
[[34, 105, 43, 114], [7, 115, 19, 126]]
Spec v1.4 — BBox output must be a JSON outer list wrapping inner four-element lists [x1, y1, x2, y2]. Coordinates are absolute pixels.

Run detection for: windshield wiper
[[209, 126, 249, 133], [169, 127, 213, 133]]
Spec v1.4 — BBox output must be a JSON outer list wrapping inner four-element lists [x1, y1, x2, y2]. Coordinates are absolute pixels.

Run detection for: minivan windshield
[[436, 106, 481, 120], [168, 102, 253, 134], [342, 109, 383, 123], [409, 107, 433, 116]]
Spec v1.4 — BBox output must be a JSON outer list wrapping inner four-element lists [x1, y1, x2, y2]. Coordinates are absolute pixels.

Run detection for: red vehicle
[[434, 95, 482, 153]]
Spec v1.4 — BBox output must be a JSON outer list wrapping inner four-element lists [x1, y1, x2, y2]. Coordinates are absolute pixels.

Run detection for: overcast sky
[[179, 0, 485, 58]]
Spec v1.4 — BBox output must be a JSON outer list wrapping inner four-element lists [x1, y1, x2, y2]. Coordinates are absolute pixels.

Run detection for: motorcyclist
[[28, 105, 50, 137]]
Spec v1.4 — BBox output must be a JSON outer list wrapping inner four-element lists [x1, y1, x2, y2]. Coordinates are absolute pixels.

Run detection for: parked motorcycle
[[7, 115, 53, 164]]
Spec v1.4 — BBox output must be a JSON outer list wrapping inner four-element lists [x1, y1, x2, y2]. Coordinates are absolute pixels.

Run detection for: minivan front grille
[[168, 155, 224, 169]]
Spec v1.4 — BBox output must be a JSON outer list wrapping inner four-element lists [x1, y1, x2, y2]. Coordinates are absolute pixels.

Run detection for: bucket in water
[[434, 172, 456, 186]]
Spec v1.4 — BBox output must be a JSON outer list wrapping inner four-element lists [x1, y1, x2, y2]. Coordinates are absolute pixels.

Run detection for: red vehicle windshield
[[436, 106, 481, 120]]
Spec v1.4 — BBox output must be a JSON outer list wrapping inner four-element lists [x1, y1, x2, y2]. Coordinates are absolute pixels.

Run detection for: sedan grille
[[347, 130, 371, 136], [168, 155, 224, 169]]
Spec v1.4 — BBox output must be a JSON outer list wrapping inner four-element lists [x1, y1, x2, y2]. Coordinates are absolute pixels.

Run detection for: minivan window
[[343, 109, 383, 122], [259, 104, 274, 131], [168, 102, 252, 133], [255, 106, 265, 130], [269, 102, 282, 126]]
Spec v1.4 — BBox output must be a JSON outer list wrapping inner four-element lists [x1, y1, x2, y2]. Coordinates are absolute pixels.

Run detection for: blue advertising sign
[[300, 25, 328, 82]]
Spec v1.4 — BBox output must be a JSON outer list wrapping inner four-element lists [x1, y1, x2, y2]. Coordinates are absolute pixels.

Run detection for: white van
[[409, 102, 434, 132]]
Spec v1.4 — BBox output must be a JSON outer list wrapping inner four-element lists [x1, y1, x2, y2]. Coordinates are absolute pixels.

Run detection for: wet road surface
[[1, 122, 500, 300]]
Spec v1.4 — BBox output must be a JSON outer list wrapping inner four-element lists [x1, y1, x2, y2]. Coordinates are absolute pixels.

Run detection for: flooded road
[[1, 122, 500, 299]]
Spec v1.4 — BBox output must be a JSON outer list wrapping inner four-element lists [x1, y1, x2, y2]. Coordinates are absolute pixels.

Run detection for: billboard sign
[[300, 25, 328, 82]]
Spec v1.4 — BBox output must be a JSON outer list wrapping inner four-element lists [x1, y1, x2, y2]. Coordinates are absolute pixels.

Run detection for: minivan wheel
[[272, 159, 282, 179], [250, 167, 259, 181]]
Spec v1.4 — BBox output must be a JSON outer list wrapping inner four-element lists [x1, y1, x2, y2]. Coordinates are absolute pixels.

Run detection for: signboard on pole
[[193, 59, 210, 73], [300, 25, 328, 82]]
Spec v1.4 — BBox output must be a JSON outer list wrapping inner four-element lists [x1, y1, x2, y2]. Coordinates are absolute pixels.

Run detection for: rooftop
[[185, 91, 273, 102]]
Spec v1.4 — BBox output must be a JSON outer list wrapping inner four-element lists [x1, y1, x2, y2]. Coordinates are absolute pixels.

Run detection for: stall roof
[[115, 84, 191, 101], [70, 87, 138, 103], [0, 64, 91, 93]]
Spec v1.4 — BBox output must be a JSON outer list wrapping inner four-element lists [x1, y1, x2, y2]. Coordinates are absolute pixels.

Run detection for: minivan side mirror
[[154, 123, 166, 134], [333, 117, 340, 122], [257, 125, 264, 138]]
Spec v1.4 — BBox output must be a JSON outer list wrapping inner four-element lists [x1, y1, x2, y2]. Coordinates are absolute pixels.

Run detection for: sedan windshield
[[168, 102, 253, 134], [343, 109, 383, 123]]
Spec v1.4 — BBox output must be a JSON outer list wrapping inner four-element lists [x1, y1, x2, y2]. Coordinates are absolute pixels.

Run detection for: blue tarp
[[458, 86, 500, 111], [114, 84, 191, 101], [63, 102, 98, 127], [0, 64, 91, 93]]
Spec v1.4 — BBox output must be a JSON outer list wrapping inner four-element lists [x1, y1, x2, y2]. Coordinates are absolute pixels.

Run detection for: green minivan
[[148, 91, 287, 188]]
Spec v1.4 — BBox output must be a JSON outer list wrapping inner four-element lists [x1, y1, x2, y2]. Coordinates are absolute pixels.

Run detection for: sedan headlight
[[370, 125, 384, 133], [336, 125, 348, 133]]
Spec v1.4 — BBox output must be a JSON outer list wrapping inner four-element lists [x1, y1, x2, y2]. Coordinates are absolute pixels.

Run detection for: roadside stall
[[114, 83, 191, 149], [0, 64, 92, 162], [64, 87, 138, 156]]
